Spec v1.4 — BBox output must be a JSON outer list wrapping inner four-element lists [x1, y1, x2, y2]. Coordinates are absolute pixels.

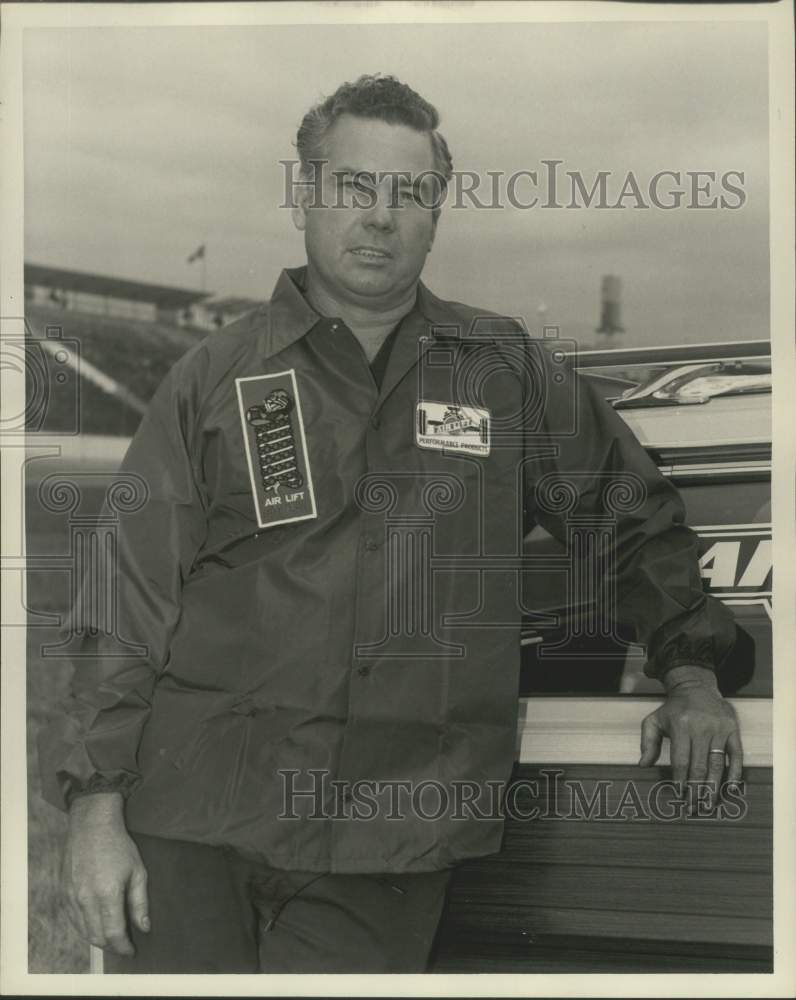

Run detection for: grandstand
[[25, 263, 211, 327], [25, 262, 265, 332], [22, 261, 269, 435], [192, 295, 265, 330]]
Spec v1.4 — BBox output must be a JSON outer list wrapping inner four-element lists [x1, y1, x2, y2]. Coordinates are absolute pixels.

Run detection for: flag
[[186, 244, 206, 264]]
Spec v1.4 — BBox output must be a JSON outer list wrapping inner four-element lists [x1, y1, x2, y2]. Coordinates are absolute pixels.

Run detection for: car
[[432, 338, 772, 972]]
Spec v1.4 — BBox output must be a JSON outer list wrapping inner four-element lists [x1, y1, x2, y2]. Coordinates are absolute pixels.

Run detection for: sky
[[23, 19, 769, 347]]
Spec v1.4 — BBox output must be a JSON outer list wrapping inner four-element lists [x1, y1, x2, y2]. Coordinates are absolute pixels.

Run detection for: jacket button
[[357, 664, 372, 677], [364, 538, 378, 551]]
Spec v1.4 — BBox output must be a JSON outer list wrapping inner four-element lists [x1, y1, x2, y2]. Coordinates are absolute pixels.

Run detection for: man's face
[[292, 114, 439, 310]]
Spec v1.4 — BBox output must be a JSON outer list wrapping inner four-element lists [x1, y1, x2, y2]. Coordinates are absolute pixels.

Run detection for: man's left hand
[[638, 665, 743, 804]]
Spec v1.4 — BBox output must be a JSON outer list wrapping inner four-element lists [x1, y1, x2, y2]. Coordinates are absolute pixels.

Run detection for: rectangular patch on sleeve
[[416, 400, 491, 456], [235, 370, 317, 529]]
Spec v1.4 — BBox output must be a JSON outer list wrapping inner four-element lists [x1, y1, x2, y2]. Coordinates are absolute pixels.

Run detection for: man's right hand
[[62, 792, 150, 956]]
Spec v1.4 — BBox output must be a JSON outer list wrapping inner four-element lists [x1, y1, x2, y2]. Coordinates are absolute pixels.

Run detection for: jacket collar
[[263, 264, 458, 404], [263, 266, 323, 359]]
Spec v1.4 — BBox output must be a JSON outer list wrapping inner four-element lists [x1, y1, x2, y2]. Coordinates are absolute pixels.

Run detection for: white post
[[89, 945, 104, 974]]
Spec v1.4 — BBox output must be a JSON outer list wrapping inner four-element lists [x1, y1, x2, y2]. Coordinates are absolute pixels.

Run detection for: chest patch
[[235, 370, 317, 528], [416, 400, 491, 456]]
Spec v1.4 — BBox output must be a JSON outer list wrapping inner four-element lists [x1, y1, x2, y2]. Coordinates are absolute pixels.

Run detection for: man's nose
[[361, 186, 396, 230]]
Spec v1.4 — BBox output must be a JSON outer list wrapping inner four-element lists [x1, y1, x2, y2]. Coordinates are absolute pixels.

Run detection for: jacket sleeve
[[522, 347, 737, 679], [38, 348, 209, 810]]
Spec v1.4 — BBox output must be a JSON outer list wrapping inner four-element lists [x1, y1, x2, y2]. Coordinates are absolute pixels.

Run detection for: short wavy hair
[[296, 74, 453, 199]]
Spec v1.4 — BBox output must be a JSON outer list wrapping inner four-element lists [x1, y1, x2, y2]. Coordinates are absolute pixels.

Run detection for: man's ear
[[292, 166, 318, 232], [291, 191, 308, 233], [428, 213, 439, 252]]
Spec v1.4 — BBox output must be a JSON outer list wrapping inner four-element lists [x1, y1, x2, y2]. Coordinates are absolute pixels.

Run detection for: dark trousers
[[105, 833, 452, 974]]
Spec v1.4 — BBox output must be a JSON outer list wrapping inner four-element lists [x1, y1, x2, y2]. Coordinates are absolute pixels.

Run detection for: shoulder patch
[[416, 400, 491, 457]]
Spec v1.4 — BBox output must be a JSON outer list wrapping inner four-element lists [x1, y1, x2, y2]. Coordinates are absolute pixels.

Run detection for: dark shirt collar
[[264, 265, 459, 406], [264, 266, 322, 356], [265, 264, 452, 358]]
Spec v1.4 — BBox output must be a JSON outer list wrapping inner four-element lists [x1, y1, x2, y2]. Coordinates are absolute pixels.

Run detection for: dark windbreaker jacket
[[40, 267, 737, 873]]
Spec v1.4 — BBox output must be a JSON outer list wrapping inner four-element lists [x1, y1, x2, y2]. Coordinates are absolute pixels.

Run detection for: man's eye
[[343, 177, 373, 194]]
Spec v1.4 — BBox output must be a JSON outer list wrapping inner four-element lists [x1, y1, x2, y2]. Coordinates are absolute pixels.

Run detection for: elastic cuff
[[63, 772, 138, 809], [644, 633, 719, 680], [654, 658, 717, 680]]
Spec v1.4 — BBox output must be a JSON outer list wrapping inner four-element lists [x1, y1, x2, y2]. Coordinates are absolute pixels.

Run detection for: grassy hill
[[25, 303, 206, 436]]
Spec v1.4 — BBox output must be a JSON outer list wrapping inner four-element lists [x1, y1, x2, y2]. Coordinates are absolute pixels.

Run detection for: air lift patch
[[416, 401, 491, 457], [235, 370, 317, 529]]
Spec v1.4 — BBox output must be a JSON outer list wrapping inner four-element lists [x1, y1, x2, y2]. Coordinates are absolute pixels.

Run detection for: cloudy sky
[[23, 19, 769, 347]]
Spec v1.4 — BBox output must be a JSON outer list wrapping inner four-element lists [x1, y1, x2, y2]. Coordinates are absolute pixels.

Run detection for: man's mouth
[[349, 247, 393, 260]]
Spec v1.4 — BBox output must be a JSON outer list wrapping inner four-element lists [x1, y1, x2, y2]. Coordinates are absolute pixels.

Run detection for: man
[[42, 75, 742, 974]]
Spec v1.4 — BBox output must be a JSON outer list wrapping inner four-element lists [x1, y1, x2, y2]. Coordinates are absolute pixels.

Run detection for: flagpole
[[186, 243, 207, 291]]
